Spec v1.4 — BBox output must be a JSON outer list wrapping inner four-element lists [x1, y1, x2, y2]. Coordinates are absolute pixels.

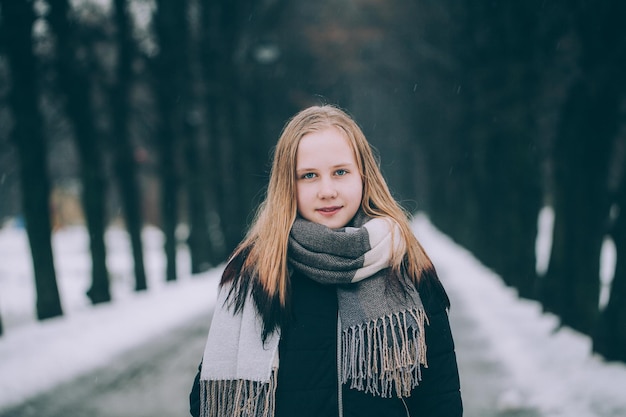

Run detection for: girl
[[189, 105, 462, 417]]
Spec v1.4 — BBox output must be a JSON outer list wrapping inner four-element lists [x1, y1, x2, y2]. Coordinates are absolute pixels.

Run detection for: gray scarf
[[289, 214, 428, 397], [200, 215, 428, 417]]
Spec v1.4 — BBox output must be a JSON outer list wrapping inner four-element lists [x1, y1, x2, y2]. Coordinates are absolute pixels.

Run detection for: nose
[[317, 178, 337, 199]]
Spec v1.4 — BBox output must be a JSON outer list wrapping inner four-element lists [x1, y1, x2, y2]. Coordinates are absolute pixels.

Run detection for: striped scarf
[[199, 214, 428, 417]]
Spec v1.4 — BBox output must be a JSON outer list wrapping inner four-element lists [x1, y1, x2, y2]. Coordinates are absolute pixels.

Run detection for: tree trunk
[[542, 81, 615, 335], [158, 135, 178, 283], [0, 0, 63, 320], [481, 139, 542, 299], [198, 1, 227, 263], [541, 0, 625, 335], [177, 1, 214, 274], [111, 0, 147, 291], [47, 0, 111, 304], [153, 0, 192, 281], [199, 0, 248, 256], [593, 185, 626, 361], [183, 117, 215, 274]]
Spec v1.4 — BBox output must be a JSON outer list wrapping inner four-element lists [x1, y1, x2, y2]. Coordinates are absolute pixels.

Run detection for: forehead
[[296, 127, 356, 165]]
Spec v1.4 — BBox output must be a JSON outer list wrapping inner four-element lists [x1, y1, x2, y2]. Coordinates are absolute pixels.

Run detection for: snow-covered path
[[1, 311, 212, 417], [414, 215, 626, 417], [1, 215, 625, 416]]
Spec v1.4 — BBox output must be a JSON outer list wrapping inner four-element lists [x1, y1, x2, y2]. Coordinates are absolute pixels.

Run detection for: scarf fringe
[[341, 308, 429, 398], [200, 369, 278, 417]]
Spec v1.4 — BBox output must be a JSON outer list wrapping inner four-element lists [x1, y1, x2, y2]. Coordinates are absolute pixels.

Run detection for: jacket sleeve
[[189, 362, 202, 417], [406, 279, 463, 417]]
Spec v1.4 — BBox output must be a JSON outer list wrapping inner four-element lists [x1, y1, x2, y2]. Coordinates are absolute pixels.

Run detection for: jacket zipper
[[337, 314, 343, 417], [401, 398, 411, 417]]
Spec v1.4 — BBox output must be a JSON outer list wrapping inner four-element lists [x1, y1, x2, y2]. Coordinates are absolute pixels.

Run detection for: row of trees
[[402, 1, 626, 361], [0, 0, 624, 362], [0, 0, 285, 328]]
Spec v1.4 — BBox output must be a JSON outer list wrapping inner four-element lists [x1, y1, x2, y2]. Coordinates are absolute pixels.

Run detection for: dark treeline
[[0, 0, 624, 362]]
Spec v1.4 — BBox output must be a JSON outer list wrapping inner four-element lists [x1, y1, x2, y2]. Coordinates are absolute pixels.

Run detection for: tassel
[[341, 308, 428, 398], [200, 368, 278, 417]]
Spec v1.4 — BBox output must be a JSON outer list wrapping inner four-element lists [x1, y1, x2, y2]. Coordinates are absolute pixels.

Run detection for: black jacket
[[189, 270, 462, 417], [343, 276, 463, 417]]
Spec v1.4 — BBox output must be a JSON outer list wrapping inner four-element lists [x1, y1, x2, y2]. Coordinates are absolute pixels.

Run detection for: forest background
[[0, 0, 625, 363]]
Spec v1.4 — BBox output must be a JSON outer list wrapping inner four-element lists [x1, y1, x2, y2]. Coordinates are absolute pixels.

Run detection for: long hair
[[223, 105, 439, 340]]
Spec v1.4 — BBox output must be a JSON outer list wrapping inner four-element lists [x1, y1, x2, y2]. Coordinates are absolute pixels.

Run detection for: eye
[[335, 169, 348, 176], [301, 172, 316, 180]]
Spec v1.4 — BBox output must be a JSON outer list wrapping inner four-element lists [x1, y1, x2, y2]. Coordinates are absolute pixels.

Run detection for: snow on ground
[[0, 223, 221, 411], [412, 213, 626, 417], [1, 212, 625, 416]]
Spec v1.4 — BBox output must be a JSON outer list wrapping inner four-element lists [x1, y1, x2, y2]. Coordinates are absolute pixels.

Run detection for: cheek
[[350, 178, 364, 203], [295, 183, 309, 211], [354, 188, 364, 206]]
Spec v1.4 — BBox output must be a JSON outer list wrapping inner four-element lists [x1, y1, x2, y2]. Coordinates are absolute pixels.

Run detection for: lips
[[317, 206, 342, 215]]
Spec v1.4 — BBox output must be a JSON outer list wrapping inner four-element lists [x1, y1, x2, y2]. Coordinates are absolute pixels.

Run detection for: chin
[[321, 218, 349, 229]]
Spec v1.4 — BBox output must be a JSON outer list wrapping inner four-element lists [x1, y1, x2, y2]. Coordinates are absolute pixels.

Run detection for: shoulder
[[415, 267, 451, 314]]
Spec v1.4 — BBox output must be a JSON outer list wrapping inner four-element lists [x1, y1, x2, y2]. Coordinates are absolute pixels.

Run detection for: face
[[295, 127, 363, 229]]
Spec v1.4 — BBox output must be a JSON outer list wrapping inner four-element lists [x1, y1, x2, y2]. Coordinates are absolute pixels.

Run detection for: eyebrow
[[295, 162, 355, 174]]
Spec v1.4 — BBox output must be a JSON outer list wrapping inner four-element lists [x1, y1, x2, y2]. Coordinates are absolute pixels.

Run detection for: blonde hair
[[232, 105, 434, 307]]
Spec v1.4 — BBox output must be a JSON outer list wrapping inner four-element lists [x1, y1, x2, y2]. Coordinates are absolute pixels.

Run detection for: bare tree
[[0, 0, 63, 320], [594, 152, 626, 361], [542, 0, 626, 334], [180, 1, 214, 274], [110, 0, 147, 291], [152, 0, 188, 281], [47, 0, 111, 304], [198, 0, 249, 255]]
